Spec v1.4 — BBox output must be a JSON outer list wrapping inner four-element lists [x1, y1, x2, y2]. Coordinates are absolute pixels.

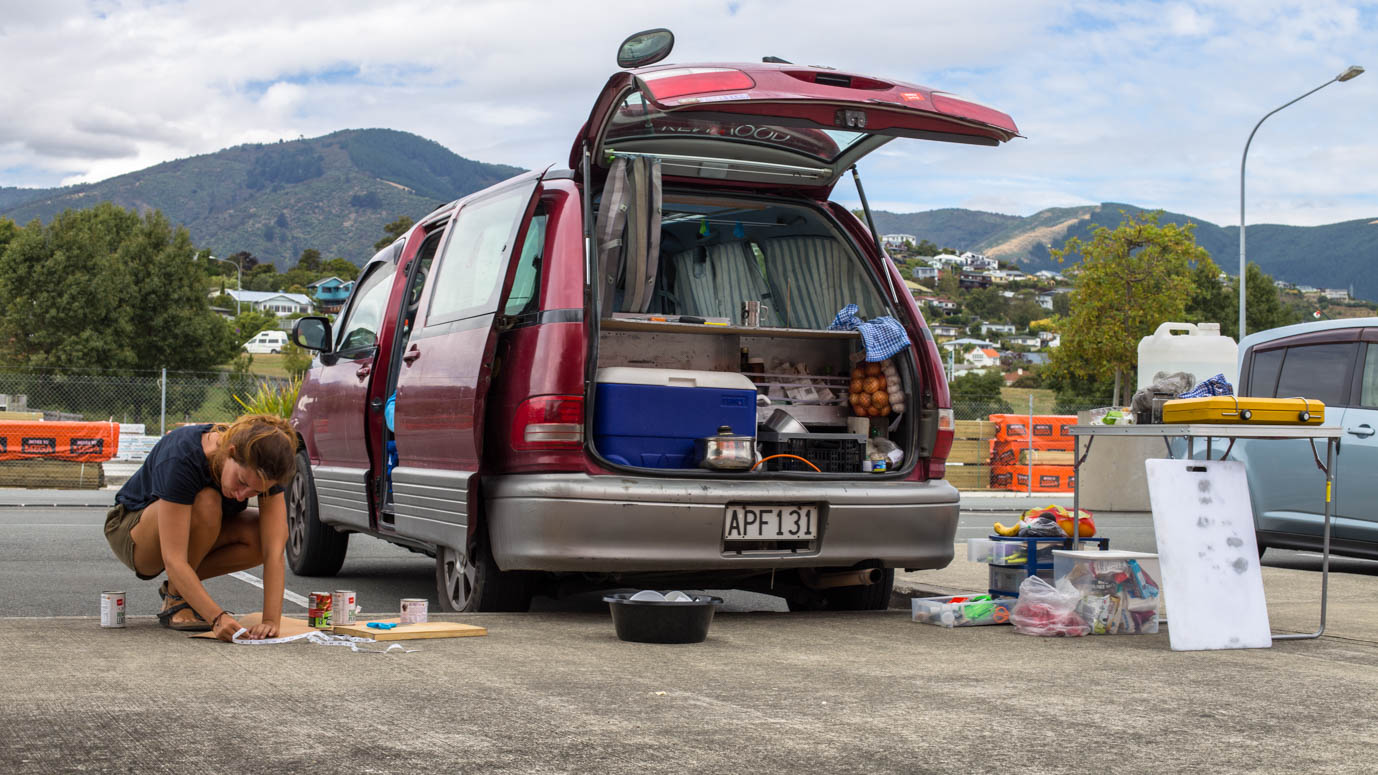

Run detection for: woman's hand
[[244, 620, 280, 640], [213, 613, 243, 642]]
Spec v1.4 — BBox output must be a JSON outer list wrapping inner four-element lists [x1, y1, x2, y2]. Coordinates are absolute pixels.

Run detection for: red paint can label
[[308, 591, 333, 628]]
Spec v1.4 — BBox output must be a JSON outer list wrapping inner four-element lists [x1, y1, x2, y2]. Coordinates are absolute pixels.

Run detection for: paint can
[[307, 591, 333, 628], [100, 591, 125, 628], [400, 598, 428, 624], [332, 590, 357, 626]]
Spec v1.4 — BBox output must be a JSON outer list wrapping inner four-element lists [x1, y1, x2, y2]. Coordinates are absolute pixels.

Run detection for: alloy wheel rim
[[287, 469, 307, 558], [442, 545, 478, 610]]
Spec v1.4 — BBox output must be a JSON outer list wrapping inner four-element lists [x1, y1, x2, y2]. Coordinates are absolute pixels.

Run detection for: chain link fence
[[0, 370, 290, 489]]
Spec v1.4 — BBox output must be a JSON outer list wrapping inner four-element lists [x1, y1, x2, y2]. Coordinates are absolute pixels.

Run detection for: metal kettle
[[695, 425, 757, 470]]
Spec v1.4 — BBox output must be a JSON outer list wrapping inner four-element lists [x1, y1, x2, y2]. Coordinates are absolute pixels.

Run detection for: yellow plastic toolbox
[[1160, 396, 1324, 425]]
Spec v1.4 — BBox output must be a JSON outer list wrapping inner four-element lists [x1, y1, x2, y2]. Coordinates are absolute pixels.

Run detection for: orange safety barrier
[[989, 414, 1078, 442], [988, 438, 1073, 465], [0, 421, 119, 462], [989, 464, 1075, 493]]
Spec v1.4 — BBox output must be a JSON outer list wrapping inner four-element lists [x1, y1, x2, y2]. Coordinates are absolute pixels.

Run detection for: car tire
[[435, 530, 532, 613], [271, 349, 280, 354], [286, 448, 349, 576]]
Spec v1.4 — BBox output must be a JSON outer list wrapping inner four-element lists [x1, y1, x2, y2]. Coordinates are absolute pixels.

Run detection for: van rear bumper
[[484, 473, 959, 572]]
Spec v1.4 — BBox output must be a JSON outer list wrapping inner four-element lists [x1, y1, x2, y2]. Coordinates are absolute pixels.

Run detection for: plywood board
[[1145, 459, 1272, 651], [333, 618, 487, 641]]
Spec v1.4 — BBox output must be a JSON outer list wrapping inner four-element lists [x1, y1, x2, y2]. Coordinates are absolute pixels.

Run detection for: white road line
[[229, 571, 310, 608]]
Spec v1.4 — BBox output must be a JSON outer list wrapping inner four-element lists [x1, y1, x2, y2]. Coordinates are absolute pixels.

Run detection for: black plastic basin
[[604, 592, 724, 644]]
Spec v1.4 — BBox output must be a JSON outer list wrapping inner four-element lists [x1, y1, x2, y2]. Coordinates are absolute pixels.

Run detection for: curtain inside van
[[596, 155, 662, 316]]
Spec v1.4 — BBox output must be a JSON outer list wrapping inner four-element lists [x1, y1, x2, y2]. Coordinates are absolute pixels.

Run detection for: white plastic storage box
[[911, 595, 1016, 627], [1053, 550, 1162, 635]]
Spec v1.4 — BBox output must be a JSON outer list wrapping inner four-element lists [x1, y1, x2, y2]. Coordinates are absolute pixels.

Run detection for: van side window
[[1359, 346, 1378, 408], [504, 208, 548, 317], [426, 181, 538, 325], [336, 262, 398, 354], [1247, 348, 1283, 397], [1273, 342, 1357, 407]]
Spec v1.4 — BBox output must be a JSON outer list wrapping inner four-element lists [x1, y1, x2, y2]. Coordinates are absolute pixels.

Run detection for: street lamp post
[[207, 254, 242, 315], [1239, 65, 1363, 341]]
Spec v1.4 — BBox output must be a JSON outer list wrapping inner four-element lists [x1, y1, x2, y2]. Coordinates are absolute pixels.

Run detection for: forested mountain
[[0, 129, 524, 268], [873, 204, 1378, 299]]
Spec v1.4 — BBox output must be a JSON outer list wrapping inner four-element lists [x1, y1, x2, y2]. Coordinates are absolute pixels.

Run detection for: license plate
[[724, 504, 818, 541]]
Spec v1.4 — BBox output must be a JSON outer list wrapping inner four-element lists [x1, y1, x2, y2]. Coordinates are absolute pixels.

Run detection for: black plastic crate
[[758, 431, 865, 473]]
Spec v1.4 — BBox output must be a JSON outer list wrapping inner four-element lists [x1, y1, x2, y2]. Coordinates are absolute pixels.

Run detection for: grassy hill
[[0, 129, 525, 268], [876, 204, 1378, 299]]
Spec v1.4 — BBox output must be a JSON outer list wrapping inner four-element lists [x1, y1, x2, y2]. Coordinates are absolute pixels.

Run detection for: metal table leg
[[1274, 437, 1334, 641]]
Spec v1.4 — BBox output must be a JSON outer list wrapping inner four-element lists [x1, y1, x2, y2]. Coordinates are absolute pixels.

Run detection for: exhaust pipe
[[802, 568, 881, 590]]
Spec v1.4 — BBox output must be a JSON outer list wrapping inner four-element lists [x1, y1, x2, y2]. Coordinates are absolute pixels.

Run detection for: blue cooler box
[[594, 367, 758, 469]]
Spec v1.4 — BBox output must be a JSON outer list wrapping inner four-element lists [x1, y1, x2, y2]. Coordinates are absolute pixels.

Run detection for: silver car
[[1234, 318, 1378, 558]]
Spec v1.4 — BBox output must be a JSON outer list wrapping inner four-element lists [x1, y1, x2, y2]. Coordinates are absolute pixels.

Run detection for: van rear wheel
[[286, 449, 349, 576], [435, 532, 532, 613]]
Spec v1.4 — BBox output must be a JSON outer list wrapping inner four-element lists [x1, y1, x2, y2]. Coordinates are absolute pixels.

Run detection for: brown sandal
[[157, 583, 210, 631]]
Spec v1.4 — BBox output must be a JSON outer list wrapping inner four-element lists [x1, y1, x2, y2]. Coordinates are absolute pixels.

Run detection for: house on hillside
[[959, 271, 992, 290], [882, 234, 917, 249], [990, 269, 1026, 283], [911, 265, 938, 282], [930, 324, 961, 338], [980, 322, 1016, 336], [306, 276, 355, 313], [931, 254, 966, 268], [964, 347, 1001, 368], [943, 337, 999, 352], [917, 296, 959, 313], [1322, 288, 1350, 301], [1037, 287, 1074, 310], [213, 289, 314, 318], [1033, 270, 1065, 283], [966, 255, 998, 271], [1006, 334, 1041, 349]]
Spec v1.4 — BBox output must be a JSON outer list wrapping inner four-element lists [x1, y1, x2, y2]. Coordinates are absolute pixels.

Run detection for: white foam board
[[1145, 458, 1272, 651]]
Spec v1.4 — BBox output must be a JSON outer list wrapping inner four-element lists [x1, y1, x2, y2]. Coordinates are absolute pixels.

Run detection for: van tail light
[[641, 67, 756, 101], [933, 408, 955, 461], [512, 395, 584, 450]]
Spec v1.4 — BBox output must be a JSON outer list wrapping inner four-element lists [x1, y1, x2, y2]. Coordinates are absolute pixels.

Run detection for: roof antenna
[[762, 56, 792, 64]]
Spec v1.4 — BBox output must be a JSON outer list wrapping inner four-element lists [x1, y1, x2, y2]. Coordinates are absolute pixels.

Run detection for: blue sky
[[0, 0, 1374, 226]]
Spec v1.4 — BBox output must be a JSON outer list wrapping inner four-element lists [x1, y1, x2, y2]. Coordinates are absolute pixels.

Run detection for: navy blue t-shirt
[[115, 424, 282, 514]]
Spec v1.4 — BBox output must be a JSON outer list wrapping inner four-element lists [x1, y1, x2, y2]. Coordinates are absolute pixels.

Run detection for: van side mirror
[[293, 316, 332, 352], [617, 28, 674, 69]]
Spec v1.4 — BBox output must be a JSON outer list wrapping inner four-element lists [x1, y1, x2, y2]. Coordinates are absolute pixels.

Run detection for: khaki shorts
[[105, 504, 161, 581]]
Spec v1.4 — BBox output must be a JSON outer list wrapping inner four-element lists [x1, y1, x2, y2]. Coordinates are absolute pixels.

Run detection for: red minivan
[[288, 39, 1019, 612]]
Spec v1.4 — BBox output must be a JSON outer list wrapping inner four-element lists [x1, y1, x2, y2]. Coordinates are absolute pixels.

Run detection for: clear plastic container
[[1052, 550, 1162, 635], [989, 565, 1051, 596], [911, 595, 1016, 627]]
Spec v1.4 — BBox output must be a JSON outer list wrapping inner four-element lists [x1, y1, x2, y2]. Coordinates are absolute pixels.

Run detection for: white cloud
[[0, 0, 1373, 228]]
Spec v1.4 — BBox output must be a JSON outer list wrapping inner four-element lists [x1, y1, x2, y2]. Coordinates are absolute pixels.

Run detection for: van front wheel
[[435, 533, 532, 613], [286, 449, 349, 576]]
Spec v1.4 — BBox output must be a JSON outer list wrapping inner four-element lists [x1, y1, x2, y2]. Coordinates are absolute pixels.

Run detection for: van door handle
[[1347, 424, 1375, 438], [355, 364, 371, 379], [402, 345, 421, 366]]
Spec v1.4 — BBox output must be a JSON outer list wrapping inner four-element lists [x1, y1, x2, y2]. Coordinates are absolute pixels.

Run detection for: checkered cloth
[[1178, 373, 1234, 398], [828, 303, 912, 362]]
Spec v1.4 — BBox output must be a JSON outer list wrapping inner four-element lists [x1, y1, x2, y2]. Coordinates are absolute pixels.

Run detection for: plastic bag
[[1018, 515, 1064, 537], [1010, 576, 1089, 637]]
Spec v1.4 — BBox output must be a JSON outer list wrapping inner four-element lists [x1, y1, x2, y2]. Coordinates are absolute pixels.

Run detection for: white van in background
[[243, 330, 289, 354]]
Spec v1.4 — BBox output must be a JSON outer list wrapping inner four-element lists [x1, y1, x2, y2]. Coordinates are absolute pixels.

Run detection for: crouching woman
[[104, 414, 298, 641]]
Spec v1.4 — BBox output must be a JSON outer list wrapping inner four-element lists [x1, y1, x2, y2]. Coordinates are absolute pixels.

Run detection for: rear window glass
[[1246, 348, 1283, 396], [1274, 343, 1356, 407], [603, 93, 868, 163]]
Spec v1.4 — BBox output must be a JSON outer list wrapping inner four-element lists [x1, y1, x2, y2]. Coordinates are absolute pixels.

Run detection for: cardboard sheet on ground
[[191, 613, 315, 640], [1145, 458, 1272, 651], [333, 618, 487, 641]]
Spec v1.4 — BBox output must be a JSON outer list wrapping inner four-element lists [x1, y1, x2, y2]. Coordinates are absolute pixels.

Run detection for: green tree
[[915, 239, 940, 256], [965, 287, 1008, 321], [1185, 256, 1231, 329], [1226, 263, 1302, 338], [243, 263, 282, 292], [296, 248, 322, 271], [935, 269, 960, 299], [1047, 211, 1208, 406], [321, 257, 359, 282], [374, 215, 415, 250], [1009, 298, 1045, 330], [1051, 292, 1072, 317], [229, 309, 280, 344], [0, 202, 237, 372], [281, 343, 313, 379], [947, 369, 1014, 420]]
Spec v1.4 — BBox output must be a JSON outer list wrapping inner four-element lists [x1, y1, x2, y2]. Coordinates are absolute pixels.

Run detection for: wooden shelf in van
[[600, 318, 861, 340]]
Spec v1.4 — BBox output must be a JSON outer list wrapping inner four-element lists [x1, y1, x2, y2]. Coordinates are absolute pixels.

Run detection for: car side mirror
[[617, 28, 674, 69], [293, 316, 332, 352]]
